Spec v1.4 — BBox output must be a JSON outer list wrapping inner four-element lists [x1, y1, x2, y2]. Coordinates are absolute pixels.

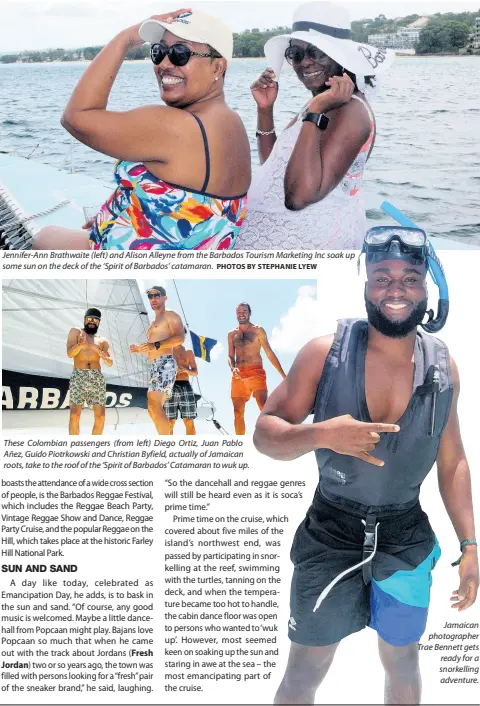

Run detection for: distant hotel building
[[475, 17, 480, 48], [368, 27, 421, 50]]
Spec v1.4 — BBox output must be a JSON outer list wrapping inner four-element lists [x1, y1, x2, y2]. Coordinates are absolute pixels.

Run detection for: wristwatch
[[302, 112, 329, 131]]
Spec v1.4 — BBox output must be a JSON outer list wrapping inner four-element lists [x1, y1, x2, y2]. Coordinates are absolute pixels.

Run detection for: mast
[[171, 279, 228, 435]]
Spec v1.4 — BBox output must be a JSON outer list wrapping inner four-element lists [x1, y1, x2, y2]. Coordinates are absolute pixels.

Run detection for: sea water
[[0, 57, 479, 243]]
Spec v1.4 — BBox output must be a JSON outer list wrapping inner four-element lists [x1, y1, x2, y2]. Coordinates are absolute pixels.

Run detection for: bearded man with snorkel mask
[[254, 222, 478, 704]]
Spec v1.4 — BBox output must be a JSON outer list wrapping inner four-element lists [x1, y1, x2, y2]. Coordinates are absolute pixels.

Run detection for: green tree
[[126, 45, 150, 60], [0, 54, 18, 63], [24, 51, 44, 63], [84, 46, 103, 61], [402, 14, 421, 26], [417, 19, 471, 53]]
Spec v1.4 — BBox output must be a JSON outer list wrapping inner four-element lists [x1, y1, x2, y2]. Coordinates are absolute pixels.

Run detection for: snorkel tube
[[380, 202, 449, 333]]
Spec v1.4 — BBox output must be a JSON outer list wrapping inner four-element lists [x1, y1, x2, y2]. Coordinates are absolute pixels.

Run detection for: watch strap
[[302, 112, 329, 131], [451, 538, 477, 566]]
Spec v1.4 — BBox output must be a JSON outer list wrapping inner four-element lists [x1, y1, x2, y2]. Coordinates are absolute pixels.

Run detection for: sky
[[4, 253, 480, 441], [138, 278, 317, 436], [1, 0, 479, 52]]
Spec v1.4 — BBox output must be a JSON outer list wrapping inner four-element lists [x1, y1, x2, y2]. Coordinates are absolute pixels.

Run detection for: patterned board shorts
[[163, 381, 198, 420], [69, 369, 106, 407], [148, 355, 177, 398]]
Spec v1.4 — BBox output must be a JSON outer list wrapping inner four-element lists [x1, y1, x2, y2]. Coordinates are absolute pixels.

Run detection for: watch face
[[319, 114, 329, 130]]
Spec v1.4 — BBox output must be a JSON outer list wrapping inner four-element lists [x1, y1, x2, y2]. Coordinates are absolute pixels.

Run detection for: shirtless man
[[66, 308, 113, 435], [164, 340, 198, 435], [228, 302, 286, 435], [130, 286, 184, 434]]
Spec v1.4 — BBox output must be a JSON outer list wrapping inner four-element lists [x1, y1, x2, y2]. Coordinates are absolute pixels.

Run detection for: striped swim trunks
[[288, 490, 440, 647]]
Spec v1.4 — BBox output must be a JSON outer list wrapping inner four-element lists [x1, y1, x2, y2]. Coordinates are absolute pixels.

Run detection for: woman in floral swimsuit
[[33, 9, 250, 251]]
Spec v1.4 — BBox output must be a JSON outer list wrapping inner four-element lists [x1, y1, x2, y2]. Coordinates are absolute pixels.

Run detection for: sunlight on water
[[0, 57, 479, 243]]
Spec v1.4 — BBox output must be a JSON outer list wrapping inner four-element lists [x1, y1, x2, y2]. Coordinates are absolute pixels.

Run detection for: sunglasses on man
[[85, 316, 100, 324], [147, 292, 164, 300], [151, 42, 218, 67]]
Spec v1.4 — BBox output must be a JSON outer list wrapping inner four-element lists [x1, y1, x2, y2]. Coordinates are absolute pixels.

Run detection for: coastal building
[[368, 16, 428, 52], [368, 28, 420, 50], [475, 17, 480, 48]]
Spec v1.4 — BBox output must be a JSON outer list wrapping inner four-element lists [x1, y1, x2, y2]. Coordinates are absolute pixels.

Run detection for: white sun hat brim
[[264, 30, 394, 81], [139, 11, 233, 62]]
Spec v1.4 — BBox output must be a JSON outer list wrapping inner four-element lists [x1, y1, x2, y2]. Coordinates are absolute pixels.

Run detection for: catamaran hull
[[2, 370, 147, 420], [2, 406, 151, 430]]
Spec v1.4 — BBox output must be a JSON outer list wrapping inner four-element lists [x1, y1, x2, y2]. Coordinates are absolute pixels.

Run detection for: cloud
[[270, 285, 318, 354], [210, 341, 225, 362]]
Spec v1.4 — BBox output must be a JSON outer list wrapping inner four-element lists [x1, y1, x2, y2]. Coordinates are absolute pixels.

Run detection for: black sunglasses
[[147, 292, 164, 299], [151, 42, 216, 67], [285, 44, 328, 65]]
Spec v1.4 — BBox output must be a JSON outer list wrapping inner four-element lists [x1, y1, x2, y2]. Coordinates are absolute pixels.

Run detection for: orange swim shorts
[[231, 365, 267, 401]]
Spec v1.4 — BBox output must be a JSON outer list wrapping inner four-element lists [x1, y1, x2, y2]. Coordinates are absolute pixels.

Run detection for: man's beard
[[84, 324, 99, 335], [365, 296, 428, 338]]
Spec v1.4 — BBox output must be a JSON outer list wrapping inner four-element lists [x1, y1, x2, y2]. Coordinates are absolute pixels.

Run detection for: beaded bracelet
[[451, 538, 477, 566], [256, 128, 275, 136]]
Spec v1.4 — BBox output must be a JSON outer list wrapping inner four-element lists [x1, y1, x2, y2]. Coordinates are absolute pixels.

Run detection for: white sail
[[2, 278, 223, 434], [2, 278, 150, 387]]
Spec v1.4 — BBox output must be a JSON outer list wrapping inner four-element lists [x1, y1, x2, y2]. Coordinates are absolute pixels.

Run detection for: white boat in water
[[1, 278, 221, 434], [0, 152, 478, 250]]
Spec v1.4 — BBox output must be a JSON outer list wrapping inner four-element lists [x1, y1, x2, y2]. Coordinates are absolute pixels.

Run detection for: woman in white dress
[[236, 1, 393, 250]]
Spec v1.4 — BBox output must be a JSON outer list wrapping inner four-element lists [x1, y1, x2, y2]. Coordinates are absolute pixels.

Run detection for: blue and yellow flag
[[190, 331, 217, 363]]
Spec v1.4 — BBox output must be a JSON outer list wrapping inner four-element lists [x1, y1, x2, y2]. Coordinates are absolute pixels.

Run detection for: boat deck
[[0, 153, 477, 250], [0, 153, 113, 248]]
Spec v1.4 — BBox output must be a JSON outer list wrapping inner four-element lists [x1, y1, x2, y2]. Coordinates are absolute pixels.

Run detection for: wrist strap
[[451, 538, 477, 566], [256, 128, 275, 136], [302, 112, 330, 131]]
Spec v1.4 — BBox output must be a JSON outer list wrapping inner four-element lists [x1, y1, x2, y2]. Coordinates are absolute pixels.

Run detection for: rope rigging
[[172, 279, 229, 435]]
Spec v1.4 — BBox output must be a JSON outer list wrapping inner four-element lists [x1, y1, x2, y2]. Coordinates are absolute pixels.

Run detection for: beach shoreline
[[2, 54, 479, 66]]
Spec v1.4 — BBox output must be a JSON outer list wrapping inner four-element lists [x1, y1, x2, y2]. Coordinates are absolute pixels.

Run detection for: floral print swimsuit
[[89, 114, 247, 251]]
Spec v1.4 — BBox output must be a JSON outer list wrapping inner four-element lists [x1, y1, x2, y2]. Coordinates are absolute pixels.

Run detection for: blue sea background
[[0, 56, 479, 243]]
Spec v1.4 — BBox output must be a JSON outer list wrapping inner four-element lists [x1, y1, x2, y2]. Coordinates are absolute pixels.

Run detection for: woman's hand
[[251, 68, 279, 110], [119, 9, 192, 48], [310, 73, 355, 113], [82, 217, 95, 231]]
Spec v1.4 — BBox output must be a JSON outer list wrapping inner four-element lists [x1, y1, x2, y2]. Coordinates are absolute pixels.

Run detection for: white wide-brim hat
[[139, 10, 233, 62], [265, 2, 394, 88]]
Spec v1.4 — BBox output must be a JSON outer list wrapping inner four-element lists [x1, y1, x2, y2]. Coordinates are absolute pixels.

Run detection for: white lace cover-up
[[236, 95, 374, 250]]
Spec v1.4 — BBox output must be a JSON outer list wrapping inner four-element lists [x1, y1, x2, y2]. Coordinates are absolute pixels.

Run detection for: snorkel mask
[[359, 203, 449, 333]]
